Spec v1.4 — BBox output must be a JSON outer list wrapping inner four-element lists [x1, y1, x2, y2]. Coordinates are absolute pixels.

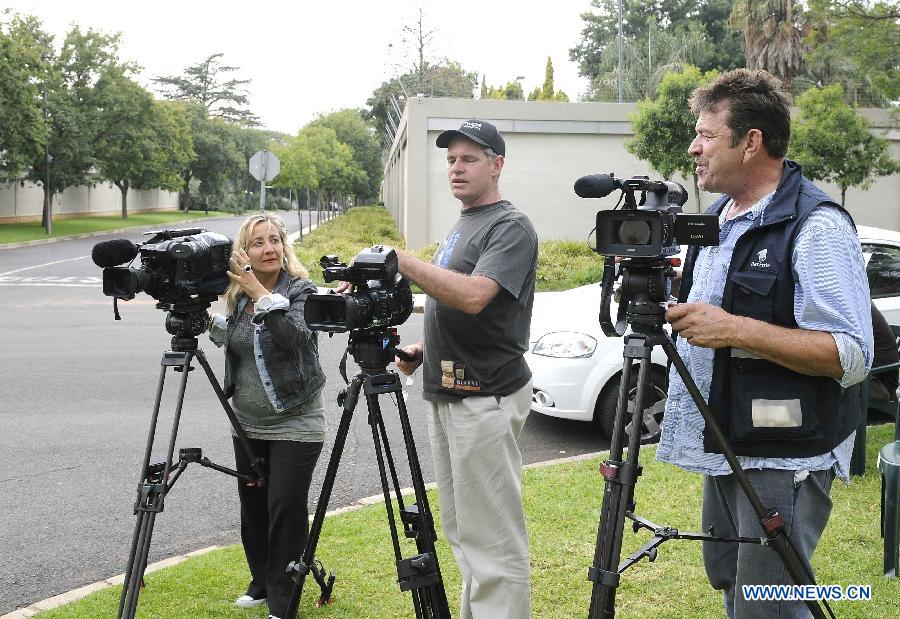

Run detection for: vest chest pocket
[[729, 270, 776, 323], [728, 356, 825, 443]]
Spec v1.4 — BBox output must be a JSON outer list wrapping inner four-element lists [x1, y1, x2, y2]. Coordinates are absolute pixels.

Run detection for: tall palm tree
[[731, 0, 806, 88]]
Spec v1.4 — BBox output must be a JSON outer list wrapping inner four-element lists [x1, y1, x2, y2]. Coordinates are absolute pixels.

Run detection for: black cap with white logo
[[436, 119, 506, 157]]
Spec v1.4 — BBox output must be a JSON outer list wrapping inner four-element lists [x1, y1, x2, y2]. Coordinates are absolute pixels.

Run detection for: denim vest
[[679, 161, 861, 458], [213, 271, 326, 413]]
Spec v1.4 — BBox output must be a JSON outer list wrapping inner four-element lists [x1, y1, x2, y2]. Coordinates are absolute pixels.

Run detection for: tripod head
[[160, 297, 213, 352], [599, 256, 677, 337], [346, 326, 409, 375]]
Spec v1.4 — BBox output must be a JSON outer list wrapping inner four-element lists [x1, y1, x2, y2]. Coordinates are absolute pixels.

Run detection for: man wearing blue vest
[[659, 69, 873, 618]]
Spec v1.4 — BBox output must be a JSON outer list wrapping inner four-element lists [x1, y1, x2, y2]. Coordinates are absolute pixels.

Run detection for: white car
[[527, 225, 900, 441]]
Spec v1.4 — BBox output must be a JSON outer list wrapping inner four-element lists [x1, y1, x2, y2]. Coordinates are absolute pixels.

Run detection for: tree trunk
[[841, 186, 846, 208], [117, 181, 129, 219]]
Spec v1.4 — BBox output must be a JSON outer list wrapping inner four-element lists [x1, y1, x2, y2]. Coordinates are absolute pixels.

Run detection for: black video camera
[[92, 228, 232, 305], [304, 246, 413, 333], [575, 173, 718, 257], [574, 173, 719, 337]]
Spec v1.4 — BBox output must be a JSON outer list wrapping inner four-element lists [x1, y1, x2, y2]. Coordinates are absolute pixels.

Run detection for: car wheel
[[595, 366, 667, 443]]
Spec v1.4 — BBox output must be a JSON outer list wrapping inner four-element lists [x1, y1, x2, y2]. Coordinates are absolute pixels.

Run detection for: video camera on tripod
[[574, 174, 834, 619], [91, 228, 232, 338], [303, 245, 414, 334], [574, 173, 718, 337]]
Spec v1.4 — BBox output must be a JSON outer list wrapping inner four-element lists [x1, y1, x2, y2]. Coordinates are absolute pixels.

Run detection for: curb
[[2, 450, 608, 617], [0, 217, 227, 251]]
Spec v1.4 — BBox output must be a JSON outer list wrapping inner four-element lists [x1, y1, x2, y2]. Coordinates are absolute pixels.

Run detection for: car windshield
[[862, 243, 900, 299]]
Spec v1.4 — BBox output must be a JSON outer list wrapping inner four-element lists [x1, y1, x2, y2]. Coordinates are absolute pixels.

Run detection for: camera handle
[[117, 342, 267, 619], [285, 332, 450, 619], [587, 328, 834, 619]]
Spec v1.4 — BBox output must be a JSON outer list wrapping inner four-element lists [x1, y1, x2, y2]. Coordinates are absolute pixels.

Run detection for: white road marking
[[0, 255, 91, 276]]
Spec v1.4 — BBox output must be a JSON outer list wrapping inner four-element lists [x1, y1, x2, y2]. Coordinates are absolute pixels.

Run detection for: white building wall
[[0, 178, 178, 222], [385, 97, 900, 250]]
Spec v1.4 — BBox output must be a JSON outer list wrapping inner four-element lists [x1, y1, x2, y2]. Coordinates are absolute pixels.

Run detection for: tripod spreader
[[284, 328, 450, 619], [587, 329, 833, 619]]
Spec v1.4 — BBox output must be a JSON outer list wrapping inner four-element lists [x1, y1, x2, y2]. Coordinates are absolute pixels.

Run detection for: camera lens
[[617, 220, 652, 245]]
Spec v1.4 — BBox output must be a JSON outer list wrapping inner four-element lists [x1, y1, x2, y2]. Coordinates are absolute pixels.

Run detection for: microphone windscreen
[[574, 174, 619, 199], [92, 239, 139, 268]]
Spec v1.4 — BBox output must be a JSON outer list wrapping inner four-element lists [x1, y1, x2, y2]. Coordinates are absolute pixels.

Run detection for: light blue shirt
[[656, 194, 873, 483]]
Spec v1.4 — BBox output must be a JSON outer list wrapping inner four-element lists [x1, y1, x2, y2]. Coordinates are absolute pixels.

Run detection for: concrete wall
[[384, 97, 900, 249], [0, 178, 178, 222]]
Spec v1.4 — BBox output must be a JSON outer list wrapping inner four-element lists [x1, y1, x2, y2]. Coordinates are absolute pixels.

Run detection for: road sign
[[249, 150, 280, 182]]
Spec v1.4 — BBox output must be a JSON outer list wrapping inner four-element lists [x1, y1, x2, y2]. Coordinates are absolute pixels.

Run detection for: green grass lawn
[[0, 211, 225, 245], [295, 206, 604, 292], [38, 424, 899, 618]]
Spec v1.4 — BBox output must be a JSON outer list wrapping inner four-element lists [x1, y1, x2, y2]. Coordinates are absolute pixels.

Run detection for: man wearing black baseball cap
[[393, 119, 538, 618]]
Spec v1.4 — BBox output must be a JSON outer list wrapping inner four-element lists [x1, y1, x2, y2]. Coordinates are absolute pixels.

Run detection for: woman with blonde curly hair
[[209, 212, 325, 619]]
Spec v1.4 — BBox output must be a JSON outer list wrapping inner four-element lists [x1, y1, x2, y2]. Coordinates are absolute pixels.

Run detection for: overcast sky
[[4, 0, 596, 134]]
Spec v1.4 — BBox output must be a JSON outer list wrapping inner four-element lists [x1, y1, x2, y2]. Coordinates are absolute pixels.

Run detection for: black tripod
[[587, 262, 834, 619], [284, 327, 451, 619], [117, 304, 267, 619]]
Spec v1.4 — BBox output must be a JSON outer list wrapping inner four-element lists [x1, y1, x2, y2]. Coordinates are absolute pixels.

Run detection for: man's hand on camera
[[333, 281, 352, 293], [395, 342, 423, 375], [666, 302, 736, 349]]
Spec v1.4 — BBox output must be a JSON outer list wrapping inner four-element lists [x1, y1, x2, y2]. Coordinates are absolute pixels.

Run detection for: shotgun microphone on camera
[[573, 174, 623, 199], [92, 239, 140, 268]]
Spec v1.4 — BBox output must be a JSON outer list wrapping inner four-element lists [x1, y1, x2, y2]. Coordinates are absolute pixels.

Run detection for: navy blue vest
[[678, 161, 861, 458]]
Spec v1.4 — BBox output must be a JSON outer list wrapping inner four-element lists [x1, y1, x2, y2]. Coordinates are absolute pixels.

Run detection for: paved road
[[0, 215, 610, 614]]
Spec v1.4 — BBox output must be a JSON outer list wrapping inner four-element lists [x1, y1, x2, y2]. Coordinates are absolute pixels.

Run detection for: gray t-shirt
[[422, 200, 538, 401]]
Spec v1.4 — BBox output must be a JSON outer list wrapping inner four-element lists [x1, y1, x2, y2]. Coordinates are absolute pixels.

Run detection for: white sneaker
[[235, 594, 267, 608], [268, 616, 281, 619]]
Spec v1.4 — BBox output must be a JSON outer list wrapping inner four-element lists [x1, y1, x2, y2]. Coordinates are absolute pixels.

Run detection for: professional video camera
[[92, 228, 232, 304], [303, 245, 414, 333], [92, 228, 232, 340], [574, 172, 719, 337]]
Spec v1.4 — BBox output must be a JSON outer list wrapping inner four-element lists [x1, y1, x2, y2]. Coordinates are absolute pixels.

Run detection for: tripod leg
[[194, 350, 267, 483], [660, 336, 830, 619], [589, 336, 654, 619], [394, 384, 451, 618], [284, 375, 364, 618]]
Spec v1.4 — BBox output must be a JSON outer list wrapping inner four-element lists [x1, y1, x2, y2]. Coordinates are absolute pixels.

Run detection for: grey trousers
[[702, 468, 834, 619], [426, 382, 532, 619]]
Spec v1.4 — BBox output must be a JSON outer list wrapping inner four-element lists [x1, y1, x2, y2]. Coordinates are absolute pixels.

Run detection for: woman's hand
[[228, 249, 268, 302]]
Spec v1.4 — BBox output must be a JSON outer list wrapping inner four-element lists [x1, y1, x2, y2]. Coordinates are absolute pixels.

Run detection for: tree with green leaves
[[526, 57, 570, 101], [23, 24, 133, 228], [803, 0, 899, 105], [627, 65, 716, 203], [309, 109, 382, 202], [0, 11, 47, 181], [154, 53, 259, 126], [729, 0, 805, 88], [570, 0, 743, 100], [788, 83, 897, 207], [93, 71, 193, 218], [368, 10, 476, 146], [483, 80, 525, 100], [367, 62, 477, 146]]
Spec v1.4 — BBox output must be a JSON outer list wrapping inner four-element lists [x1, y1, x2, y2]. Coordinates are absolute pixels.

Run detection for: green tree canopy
[[803, 0, 899, 104], [93, 70, 194, 218], [0, 11, 48, 180], [788, 83, 897, 206], [626, 65, 716, 203], [366, 61, 477, 146], [154, 53, 259, 125], [23, 24, 132, 227], [309, 109, 382, 201], [526, 57, 570, 101], [570, 0, 743, 100]]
